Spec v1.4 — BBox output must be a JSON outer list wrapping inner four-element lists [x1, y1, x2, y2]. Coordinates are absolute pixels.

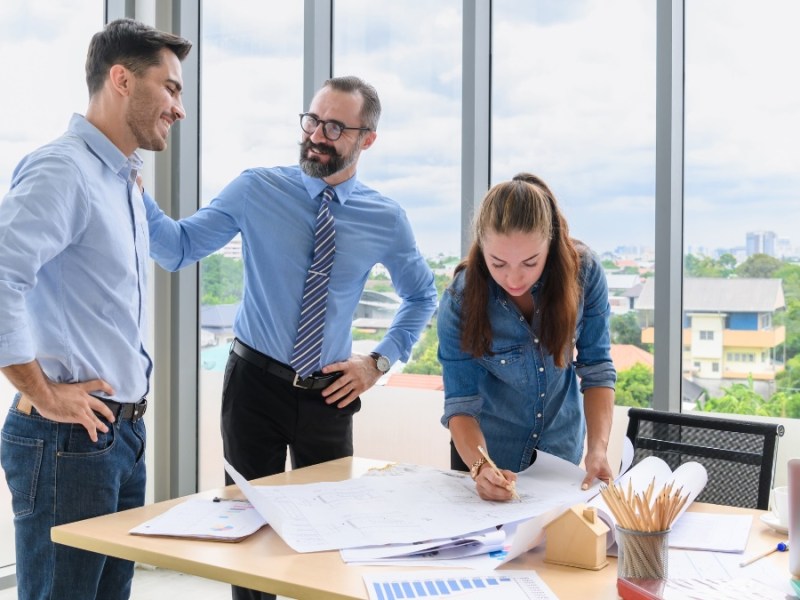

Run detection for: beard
[[298, 138, 359, 178], [127, 92, 168, 152]]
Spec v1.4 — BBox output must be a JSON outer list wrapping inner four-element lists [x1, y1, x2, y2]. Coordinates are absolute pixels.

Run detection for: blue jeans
[[1, 394, 146, 600]]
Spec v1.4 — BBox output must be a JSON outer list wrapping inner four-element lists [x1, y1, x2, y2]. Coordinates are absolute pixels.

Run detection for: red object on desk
[[617, 578, 666, 600]]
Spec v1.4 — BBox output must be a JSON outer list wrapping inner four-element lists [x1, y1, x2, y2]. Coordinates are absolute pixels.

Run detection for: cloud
[[4, 0, 798, 257]]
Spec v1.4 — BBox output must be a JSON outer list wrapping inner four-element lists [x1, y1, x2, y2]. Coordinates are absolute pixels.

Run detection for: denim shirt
[[438, 250, 616, 472]]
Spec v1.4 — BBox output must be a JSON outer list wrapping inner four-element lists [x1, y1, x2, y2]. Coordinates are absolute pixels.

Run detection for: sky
[[1, 0, 798, 259]]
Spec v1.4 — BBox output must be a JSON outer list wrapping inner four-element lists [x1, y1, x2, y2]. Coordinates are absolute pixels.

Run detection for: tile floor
[[0, 565, 292, 599]]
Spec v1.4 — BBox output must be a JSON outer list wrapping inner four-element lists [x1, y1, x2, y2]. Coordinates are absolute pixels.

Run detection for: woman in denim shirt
[[438, 174, 616, 501]]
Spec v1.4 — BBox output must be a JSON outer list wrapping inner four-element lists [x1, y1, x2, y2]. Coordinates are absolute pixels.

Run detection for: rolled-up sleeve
[[0, 155, 86, 366], [437, 286, 484, 427], [574, 253, 616, 392]]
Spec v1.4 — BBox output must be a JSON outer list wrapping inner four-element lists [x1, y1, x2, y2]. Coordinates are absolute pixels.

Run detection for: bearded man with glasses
[[144, 75, 436, 600]]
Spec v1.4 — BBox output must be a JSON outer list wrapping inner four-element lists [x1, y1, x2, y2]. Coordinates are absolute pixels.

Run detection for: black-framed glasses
[[299, 113, 371, 141]]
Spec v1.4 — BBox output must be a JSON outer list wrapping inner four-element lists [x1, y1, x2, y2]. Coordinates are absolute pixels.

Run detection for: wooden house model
[[543, 504, 610, 570]]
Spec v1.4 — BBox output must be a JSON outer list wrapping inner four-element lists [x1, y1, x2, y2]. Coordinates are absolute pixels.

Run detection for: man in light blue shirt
[[145, 76, 437, 600], [0, 19, 191, 600]]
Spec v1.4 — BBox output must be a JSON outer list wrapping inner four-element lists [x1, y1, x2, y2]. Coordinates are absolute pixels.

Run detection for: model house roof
[[635, 277, 785, 312]]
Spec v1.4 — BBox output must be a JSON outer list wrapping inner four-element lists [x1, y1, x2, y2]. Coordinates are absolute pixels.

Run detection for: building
[[605, 273, 642, 314], [746, 231, 777, 258], [637, 278, 785, 389]]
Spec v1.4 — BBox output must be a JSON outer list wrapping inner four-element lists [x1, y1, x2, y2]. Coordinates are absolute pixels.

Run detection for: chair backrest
[[625, 408, 784, 510]]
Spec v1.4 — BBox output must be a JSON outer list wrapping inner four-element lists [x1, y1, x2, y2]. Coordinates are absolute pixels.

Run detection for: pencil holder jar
[[615, 526, 670, 579]]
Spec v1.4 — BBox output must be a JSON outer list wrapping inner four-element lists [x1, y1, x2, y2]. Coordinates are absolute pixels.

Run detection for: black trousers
[[221, 350, 361, 600]]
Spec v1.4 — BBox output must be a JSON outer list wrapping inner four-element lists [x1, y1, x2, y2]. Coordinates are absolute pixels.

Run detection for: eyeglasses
[[299, 113, 371, 141]]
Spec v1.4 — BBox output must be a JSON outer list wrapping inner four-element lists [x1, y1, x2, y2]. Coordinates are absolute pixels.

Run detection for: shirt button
[[537, 413, 542, 418], [519, 316, 525, 321], [539, 367, 544, 372], [534, 338, 539, 344], [540, 393, 545, 397], [533, 434, 538, 438], [500, 359, 506, 365]]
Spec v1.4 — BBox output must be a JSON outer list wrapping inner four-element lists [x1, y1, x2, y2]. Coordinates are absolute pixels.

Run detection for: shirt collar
[[300, 169, 358, 206], [69, 113, 143, 183]]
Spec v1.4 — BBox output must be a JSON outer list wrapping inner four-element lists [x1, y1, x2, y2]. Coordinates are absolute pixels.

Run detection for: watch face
[[376, 355, 390, 373]]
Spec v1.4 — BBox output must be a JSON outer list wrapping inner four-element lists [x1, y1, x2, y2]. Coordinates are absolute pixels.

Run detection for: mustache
[[301, 139, 337, 156]]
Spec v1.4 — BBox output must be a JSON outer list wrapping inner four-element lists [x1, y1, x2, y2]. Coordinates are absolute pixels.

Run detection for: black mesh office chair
[[625, 408, 784, 510]]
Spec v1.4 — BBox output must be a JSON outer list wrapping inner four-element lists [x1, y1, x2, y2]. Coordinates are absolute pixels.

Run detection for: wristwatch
[[370, 352, 391, 374], [470, 456, 487, 480]]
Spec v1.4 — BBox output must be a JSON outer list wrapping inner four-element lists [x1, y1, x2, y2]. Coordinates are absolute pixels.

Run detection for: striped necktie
[[290, 186, 336, 379]]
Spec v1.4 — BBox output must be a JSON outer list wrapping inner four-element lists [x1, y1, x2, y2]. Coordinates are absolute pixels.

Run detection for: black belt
[[91, 396, 148, 422], [231, 339, 341, 391]]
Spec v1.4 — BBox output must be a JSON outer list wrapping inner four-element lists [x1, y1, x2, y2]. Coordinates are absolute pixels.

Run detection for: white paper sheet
[[588, 454, 709, 553], [223, 455, 591, 554], [129, 497, 267, 541], [668, 512, 752, 552]]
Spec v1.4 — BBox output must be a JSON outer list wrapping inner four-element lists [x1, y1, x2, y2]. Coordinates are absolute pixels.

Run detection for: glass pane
[[198, 1, 303, 490], [492, 1, 657, 408], [684, 0, 800, 420], [334, 0, 462, 379], [0, 0, 103, 570]]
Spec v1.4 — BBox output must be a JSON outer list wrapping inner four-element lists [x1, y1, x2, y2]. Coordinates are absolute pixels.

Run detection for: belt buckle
[[292, 374, 314, 389]]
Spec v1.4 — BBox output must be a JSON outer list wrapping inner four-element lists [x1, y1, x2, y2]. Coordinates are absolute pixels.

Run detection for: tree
[[200, 254, 244, 305], [610, 312, 645, 348], [684, 253, 735, 278], [735, 253, 782, 278], [614, 363, 653, 407], [403, 325, 442, 375], [776, 298, 800, 361], [702, 376, 769, 416]]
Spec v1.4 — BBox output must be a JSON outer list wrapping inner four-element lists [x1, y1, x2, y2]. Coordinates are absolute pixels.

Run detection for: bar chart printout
[[363, 570, 558, 600]]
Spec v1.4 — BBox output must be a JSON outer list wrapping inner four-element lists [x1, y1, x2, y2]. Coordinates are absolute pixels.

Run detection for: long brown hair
[[456, 173, 582, 368]]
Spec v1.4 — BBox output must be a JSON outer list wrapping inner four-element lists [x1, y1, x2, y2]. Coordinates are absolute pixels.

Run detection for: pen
[[477, 445, 521, 501], [739, 541, 788, 567]]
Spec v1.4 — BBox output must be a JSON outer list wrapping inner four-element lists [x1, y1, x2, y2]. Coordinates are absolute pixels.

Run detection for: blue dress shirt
[[145, 165, 437, 368], [437, 251, 616, 471], [0, 114, 152, 403]]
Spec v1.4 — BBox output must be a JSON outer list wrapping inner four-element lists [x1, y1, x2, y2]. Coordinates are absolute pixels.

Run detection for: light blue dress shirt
[[438, 250, 616, 471], [0, 114, 152, 403], [145, 165, 437, 368]]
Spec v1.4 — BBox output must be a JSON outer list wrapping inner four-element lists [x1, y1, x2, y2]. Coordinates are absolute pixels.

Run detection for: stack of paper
[[129, 497, 266, 542]]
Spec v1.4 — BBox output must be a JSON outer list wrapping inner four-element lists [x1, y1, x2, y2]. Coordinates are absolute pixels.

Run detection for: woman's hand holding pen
[[475, 466, 519, 501], [474, 446, 521, 502]]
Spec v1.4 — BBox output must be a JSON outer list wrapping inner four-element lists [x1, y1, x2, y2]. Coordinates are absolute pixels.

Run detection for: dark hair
[[456, 173, 583, 368], [85, 18, 192, 96], [323, 75, 381, 131]]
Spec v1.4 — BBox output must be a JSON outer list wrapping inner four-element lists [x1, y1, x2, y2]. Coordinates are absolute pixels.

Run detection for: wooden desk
[[51, 457, 789, 599]]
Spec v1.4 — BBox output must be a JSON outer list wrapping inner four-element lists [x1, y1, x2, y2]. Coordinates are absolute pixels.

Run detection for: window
[[0, 0, 103, 571], [684, 0, 799, 412], [333, 0, 462, 376], [492, 0, 657, 407], [699, 331, 714, 341], [197, 0, 303, 490]]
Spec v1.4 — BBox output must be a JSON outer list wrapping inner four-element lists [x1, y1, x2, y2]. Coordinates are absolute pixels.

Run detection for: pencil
[[477, 445, 521, 500], [739, 541, 788, 567]]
